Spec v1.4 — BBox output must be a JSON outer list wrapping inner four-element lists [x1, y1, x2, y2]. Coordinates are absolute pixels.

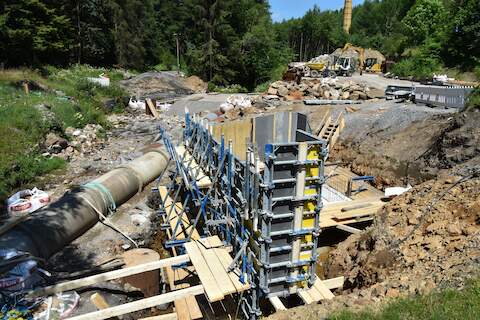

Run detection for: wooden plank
[[28, 255, 190, 298], [146, 98, 159, 119], [305, 285, 323, 302], [322, 276, 344, 290], [165, 267, 190, 320], [158, 187, 200, 241], [314, 280, 335, 300], [139, 313, 178, 320], [184, 242, 224, 302], [297, 290, 315, 304], [206, 236, 250, 292], [196, 238, 237, 295], [175, 146, 212, 188], [269, 296, 286, 311], [336, 224, 362, 234], [68, 285, 204, 320]]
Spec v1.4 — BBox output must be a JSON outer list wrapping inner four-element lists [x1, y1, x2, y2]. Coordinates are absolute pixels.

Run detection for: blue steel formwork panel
[[160, 112, 327, 319]]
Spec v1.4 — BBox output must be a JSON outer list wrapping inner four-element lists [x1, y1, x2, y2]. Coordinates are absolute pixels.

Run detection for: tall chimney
[[343, 0, 352, 34]]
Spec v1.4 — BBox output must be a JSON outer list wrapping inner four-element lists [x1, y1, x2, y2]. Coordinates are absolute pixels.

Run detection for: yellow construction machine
[[332, 43, 384, 76]]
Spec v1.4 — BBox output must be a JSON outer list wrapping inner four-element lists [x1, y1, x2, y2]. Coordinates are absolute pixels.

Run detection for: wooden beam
[[336, 224, 362, 234], [322, 276, 344, 290], [313, 280, 335, 300], [68, 285, 204, 320], [269, 296, 286, 311], [146, 98, 159, 119], [184, 241, 224, 302], [139, 314, 178, 320], [298, 290, 315, 304], [27, 254, 190, 298]]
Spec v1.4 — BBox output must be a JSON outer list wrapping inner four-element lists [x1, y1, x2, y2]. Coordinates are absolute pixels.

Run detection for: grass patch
[[207, 83, 248, 93], [0, 65, 128, 203], [330, 279, 480, 320]]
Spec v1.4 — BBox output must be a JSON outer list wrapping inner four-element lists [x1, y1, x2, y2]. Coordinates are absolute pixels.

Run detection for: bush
[[208, 83, 248, 93], [391, 54, 442, 80], [0, 65, 129, 202], [466, 87, 480, 111], [254, 82, 270, 93]]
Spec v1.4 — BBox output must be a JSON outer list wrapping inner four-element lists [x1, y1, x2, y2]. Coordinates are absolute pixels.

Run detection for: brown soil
[[331, 112, 480, 188], [268, 109, 480, 320]]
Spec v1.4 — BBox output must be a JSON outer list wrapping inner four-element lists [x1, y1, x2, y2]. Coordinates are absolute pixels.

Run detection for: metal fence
[[414, 85, 474, 109]]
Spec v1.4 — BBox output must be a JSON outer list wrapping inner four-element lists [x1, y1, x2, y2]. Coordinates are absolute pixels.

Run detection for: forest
[[0, 0, 479, 88]]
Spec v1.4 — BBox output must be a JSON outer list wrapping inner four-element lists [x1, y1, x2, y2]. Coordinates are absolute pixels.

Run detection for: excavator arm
[[342, 43, 365, 70]]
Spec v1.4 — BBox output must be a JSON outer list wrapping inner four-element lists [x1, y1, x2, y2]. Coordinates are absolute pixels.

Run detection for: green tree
[[442, 0, 480, 69], [402, 0, 447, 46], [0, 0, 73, 66]]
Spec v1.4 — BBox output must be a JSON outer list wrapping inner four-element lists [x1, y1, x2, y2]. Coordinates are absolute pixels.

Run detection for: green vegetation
[[0, 65, 127, 202], [466, 88, 480, 111], [274, 0, 479, 80], [330, 279, 480, 320], [1, 1, 478, 85]]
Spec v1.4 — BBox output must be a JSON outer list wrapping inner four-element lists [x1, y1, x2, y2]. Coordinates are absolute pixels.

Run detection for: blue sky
[[270, 0, 365, 22]]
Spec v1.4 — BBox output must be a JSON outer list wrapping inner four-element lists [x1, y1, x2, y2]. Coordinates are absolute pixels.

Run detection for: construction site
[[0, 1, 479, 320]]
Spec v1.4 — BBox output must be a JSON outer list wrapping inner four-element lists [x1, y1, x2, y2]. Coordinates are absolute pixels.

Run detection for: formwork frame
[[158, 112, 328, 319]]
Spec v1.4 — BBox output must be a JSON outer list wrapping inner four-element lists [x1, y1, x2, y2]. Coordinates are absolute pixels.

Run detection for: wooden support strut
[[27, 254, 190, 298], [68, 285, 204, 320]]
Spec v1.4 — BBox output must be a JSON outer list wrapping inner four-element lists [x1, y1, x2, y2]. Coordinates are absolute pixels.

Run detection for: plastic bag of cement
[[7, 188, 50, 216], [0, 249, 45, 293], [34, 291, 80, 320], [87, 73, 110, 87]]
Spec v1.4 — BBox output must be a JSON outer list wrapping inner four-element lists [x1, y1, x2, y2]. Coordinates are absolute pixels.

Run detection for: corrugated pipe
[[0, 146, 169, 260]]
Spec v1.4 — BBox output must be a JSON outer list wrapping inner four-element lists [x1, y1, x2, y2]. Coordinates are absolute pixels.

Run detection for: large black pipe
[[0, 147, 169, 260]]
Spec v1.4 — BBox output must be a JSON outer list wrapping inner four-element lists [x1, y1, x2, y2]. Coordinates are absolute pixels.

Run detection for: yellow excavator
[[332, 43, 383, 76]]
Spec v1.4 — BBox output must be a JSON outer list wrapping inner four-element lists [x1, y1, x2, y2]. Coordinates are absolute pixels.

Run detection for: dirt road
[[346, 73, 418, 91]]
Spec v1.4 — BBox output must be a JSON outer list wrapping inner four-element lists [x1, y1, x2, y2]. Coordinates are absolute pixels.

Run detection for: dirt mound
[[119, 72, 194, 99], [421, 112, 480, 169], [184, 75, 207, 93], [326, 172, 480, 296], [331, 110, 480, 188]]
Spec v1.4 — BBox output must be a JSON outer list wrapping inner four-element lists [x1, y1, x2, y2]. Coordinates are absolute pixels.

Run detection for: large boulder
[[267, 87, 278, 95], [277, 85, 289, 97]]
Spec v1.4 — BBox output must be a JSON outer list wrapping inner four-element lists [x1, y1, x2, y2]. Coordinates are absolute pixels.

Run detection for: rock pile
[[43, 124, 105, 161], [326, 173, 480, 298], [264, 78, 383, 101]]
